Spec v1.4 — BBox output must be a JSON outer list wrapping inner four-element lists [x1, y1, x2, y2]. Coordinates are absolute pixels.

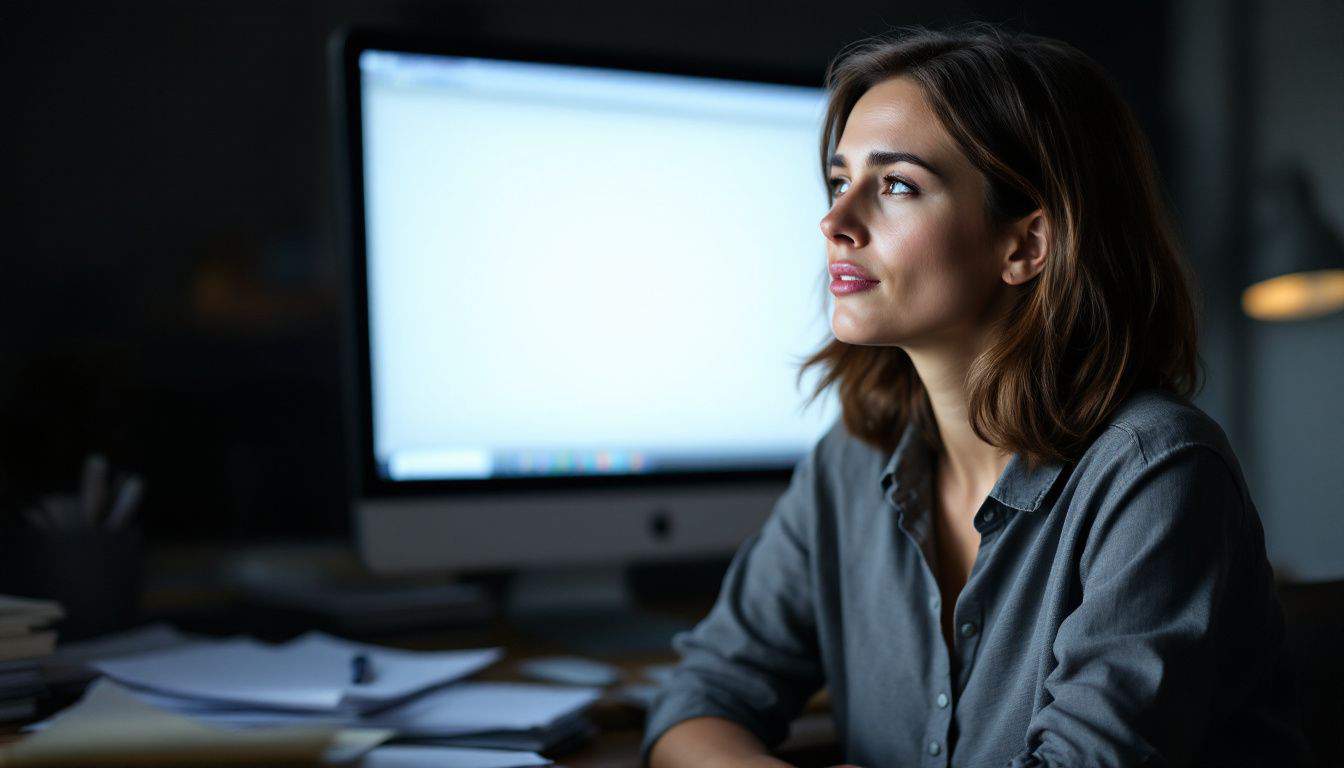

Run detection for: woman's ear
[[1000, 209, 1050, 286]]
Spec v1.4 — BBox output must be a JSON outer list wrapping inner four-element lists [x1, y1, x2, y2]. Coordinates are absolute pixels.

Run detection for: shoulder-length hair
[[798, 22, 1202, 469]]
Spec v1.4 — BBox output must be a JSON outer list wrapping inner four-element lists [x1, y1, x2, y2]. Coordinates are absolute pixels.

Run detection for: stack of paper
[[0, 594, 63, 721], [0, 678, 392, 766], [65, 630, 602, 755], [128, 680, 602, 752], [360, 745, 551, 768], [92, 631, 503, 713], [12, 679, 564, 767]]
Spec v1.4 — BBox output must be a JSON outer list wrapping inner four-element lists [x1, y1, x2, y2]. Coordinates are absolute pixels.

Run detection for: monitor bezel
[[331, 27, 830, 500]]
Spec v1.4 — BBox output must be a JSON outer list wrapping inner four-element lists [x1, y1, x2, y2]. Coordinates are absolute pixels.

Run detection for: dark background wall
[[2, 1, 1337, 579], [1245, 0, 1344, 582]]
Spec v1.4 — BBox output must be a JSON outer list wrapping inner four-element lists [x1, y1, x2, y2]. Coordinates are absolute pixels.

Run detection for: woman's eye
[[827, 176, 916, 198], [885, 176, 916, 195]]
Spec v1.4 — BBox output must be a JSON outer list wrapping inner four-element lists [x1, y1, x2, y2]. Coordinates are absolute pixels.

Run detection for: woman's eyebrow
[[828, 149, 944, 179]]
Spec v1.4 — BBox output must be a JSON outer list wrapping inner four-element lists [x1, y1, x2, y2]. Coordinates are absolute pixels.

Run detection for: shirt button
[[936, 692, 949, 708], [958, 621, 978, 638], [983, 509, 996, 523], [928, 740, 942, 755]]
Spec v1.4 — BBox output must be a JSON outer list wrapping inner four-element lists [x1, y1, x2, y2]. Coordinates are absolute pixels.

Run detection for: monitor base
[[510, 607, 695, 657], [506, 565, 631, 615], [505, 566, 696, 656]]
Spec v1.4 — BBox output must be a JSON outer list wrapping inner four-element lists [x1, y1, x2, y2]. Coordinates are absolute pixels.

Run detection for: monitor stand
[[505, 565, 696, 657]]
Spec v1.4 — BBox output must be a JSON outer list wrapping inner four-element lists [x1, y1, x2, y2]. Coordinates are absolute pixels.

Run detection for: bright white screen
[[359, 50, 840, 480]]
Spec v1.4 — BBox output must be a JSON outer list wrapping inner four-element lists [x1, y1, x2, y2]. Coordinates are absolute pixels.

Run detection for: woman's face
[[820, 75, 1011, 351]]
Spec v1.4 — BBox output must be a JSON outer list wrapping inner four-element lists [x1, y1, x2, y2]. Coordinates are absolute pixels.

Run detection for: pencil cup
[[0, 523, 144, 640]]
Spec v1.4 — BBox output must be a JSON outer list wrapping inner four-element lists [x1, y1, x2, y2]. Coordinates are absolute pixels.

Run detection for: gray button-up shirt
[[642, 388, 1312, 767]]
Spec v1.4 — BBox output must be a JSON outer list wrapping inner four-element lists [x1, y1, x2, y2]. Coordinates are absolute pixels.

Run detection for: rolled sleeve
[[1011, 443, 1244, 768], [640, 447, 826, 766]]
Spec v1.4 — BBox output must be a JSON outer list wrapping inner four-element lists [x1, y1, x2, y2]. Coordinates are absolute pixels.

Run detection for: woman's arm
[[648, 717, 797, 768], [639, 443, 829, 767]]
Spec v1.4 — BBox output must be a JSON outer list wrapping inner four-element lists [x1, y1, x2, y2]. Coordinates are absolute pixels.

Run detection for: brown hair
[[798, 22, 1202, 469]]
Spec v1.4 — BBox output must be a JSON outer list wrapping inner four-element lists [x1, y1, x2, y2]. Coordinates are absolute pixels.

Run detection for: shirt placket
[[890, 484, 954, 768], [895, 485, 1010, 768], [952, 500, 1008, 693]]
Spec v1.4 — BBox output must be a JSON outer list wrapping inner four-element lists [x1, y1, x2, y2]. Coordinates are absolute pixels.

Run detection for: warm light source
[[1242, 270, 1344, 321], [1243, 169, 1344, 321]]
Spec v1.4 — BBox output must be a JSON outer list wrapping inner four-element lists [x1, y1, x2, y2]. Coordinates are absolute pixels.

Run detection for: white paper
[[359, 745, 551, 768], [92, 631, 503, 713], [41, 623, 202, 686], [367, 682, 600, 736], [114, 681, 601, 738], [94, 636, 346, 711], [290, 632, 504, 709]]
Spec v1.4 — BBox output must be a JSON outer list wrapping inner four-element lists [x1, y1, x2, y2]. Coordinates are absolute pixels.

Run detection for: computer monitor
[[330, 29, 840, 580]]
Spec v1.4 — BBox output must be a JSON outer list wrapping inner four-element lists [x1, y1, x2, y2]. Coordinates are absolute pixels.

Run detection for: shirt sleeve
[[639, 445, 827, 767], [1009, 443, 1246, 768]]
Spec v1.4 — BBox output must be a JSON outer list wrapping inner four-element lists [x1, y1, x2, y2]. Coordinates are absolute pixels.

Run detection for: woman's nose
[[820, 205, 866, 250]]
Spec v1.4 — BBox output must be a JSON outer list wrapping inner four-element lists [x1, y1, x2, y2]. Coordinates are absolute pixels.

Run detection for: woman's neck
[[904, 337, 1011, 500]]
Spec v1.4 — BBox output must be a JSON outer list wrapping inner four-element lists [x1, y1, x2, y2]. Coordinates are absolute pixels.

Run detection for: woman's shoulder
[[800, 387, 1247, 506], [1073, 387, 1251, 520], [1065, 390, 1261, 590], [808, 387, 1236, 470], [1078, 387, 1240, 476], [1095, 387, 1234, 463]]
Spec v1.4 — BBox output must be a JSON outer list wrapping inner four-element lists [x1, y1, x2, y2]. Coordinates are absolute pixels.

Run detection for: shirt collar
[[880, 420, 930, 505], [879, 420, 1067, 513]]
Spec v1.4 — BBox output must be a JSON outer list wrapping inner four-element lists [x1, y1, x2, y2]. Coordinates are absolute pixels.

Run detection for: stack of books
[[0, 595, 63, 721]]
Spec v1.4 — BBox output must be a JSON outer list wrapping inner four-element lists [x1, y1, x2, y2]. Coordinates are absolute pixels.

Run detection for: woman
[[642, 23, 1312, 768]]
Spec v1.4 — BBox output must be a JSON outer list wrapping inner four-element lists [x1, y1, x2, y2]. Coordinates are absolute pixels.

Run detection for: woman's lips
[[830, 277, 880, 295], [828, 261, 878, 294]]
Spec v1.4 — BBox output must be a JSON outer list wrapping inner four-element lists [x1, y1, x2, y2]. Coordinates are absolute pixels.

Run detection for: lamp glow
[[1244, 169, 1344, 322], [1242, 269, 1344, 321]]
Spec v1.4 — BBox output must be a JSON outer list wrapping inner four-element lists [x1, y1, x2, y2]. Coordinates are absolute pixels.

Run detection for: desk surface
[[2, 574, 841, 767], [473, 650, 838, 768], [0, 638, 839, 768], [388, 617, 840, 767]]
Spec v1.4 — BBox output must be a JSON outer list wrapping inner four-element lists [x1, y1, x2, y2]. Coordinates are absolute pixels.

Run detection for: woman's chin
[[831, 319, 890, 347]]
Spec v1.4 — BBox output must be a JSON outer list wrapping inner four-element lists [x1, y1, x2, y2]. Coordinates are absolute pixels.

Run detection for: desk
[[480, 654, 840, 768], [385, 620, 842, 767], [1, 651, 840, 768], [2, 544, 844, 768]]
